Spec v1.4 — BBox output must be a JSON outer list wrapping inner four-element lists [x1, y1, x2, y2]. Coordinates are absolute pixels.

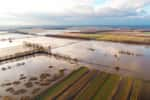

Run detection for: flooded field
[[0, 33, 33, 41], [52, 41, 150, 80], [0, 31, 150, 99], [17, 29, 67, 36], [23, 37, 79, 49], [34, 30, 67, 36], [0, 33, 34, 49], [0, 54, 78, 99], [1, 32, 150, 80], [0, 45, 34, 58]]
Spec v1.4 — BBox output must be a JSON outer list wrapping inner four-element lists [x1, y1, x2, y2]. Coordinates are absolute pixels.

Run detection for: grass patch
[[138, 82, 150, 100], [79, 34, 104, 39], [144, 32, 150, 34], [57, 70, 97, 100], [79, 34, 150, 44], [35, 67, 88, 100], [130, 80, 142, 100], [74, 72, 109, 100], [113, 77, 133, 100], [93, 74, 121, 100]]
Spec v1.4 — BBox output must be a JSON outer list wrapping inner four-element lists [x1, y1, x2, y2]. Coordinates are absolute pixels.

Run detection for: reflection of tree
[[113, 51, 120, 71], [97, 45, 121, 71], [8, 38, 12, 43]]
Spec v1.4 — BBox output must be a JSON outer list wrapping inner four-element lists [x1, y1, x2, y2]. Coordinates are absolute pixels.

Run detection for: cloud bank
[[0, 0, 150, 25]]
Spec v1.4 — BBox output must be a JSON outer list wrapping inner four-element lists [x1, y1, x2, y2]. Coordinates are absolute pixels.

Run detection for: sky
[[0, 0, 150, 26]]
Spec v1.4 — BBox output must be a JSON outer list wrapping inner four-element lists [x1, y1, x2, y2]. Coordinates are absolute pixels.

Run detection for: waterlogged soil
[[0, 55, 78, 99]]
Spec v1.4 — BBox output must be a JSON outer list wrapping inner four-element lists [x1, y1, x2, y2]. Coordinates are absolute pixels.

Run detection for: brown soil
[[139, 82, 150, 100]]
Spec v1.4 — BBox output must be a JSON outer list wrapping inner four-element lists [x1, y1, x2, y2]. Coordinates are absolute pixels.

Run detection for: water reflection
[[0, 55, 78, 99], [52, 41, 150, 80]]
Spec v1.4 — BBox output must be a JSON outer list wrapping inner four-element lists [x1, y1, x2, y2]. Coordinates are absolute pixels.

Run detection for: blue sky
[[0, 0, 150, 26], [94, 0, 105, 5]]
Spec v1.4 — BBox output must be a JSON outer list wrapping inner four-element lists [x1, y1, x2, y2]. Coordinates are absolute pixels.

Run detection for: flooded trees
[[23, 42, 52, 54]]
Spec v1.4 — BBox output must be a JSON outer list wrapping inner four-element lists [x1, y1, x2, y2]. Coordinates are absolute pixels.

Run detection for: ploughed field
[[36, 67, 150, 100]]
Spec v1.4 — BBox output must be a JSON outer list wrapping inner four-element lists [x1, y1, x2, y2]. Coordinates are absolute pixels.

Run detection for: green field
[[130, 80, 142, 100], [93, 74, 121, 100], [35, 67, 150, 100], [144, 32, 150, 34], [79, 33, 150, 44], [75, 72, 109, 100], [57, 70, 97, 100], [113, 77, 133, 100], [36, 67, 88, 100]]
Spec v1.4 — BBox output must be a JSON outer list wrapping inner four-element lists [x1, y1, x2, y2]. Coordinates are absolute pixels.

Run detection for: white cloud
[[0, 0, 95, 15], [0, 0, 95, 25], [97, 0, 150, 9], [96, 0, 150, 17], [0, 0, 150, 25]]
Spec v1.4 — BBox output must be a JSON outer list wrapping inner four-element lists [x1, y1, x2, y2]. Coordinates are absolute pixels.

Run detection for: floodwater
[[1, 31, 150, 99], [52, 40, 150, 80], [18, 29, 67, 35], [0, 54, 78, 99], [0, 33, 34, 48], [35, 30, 67, 35], [1, 31, 150, 80], [0, 33, 33, 41]]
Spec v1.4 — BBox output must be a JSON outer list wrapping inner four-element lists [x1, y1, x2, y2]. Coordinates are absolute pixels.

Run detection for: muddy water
[[0, 55, 78, 99], [52, 40, 150, 80]]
